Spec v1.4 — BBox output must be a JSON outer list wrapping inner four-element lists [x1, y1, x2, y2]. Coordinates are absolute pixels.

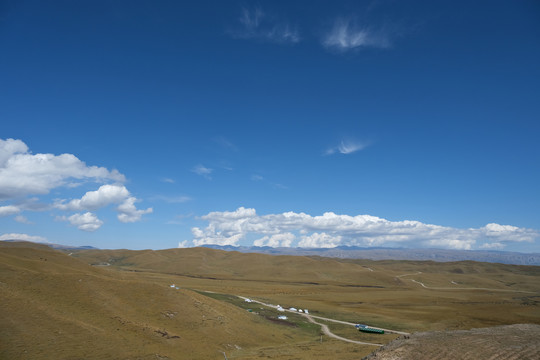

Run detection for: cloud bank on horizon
[[189, 207, 538, 251]]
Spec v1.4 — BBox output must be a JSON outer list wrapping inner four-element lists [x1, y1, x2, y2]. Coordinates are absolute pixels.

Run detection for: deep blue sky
[[1, 0, 539, 251]]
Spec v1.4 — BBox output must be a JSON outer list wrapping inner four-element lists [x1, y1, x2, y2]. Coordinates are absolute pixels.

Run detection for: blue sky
[[1, 0, 539, 252]]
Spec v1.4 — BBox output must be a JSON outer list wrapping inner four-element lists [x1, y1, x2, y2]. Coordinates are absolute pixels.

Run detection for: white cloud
[[191, 207, 539, 250], [322, 18, 390, 52], [326, 139, 370, 155], [426, 238, 475, 251], [162, 178, 175, 184], [298, 232, 342, 248], [480, 242, 505, 250], [117, 197, 153, 223], [232, 7, 300, 44], [0, 139, 151, 231], [191, 164, 213, 179], [56, 184, 130, 211], [254, 233, 295, 247], [480, 223, 532, 242], [58, 212, 103, 232], [0, 233, 48, 243], [177, 240, 190, 248], [0, 204, 20, 217], [0, 138, 125, 200], [55, 184, 152, 226]]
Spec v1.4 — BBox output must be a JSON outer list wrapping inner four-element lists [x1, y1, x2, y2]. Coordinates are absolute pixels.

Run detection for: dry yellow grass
[[2, 242, 540, 359]]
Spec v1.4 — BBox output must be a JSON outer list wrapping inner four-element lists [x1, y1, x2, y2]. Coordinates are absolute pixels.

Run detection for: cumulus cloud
[[0, 138, 151, 231], [231, 7, 300, 44], [298, 232, 342, 248], [58, 212, 103, 232], [0, 233, 48, 243], [254, 232, 295, 247], [0, 138, 125, 200], [55, 184, 152, 226], [117, 197, 153, 223], [56, 184, 130, 211], [322, 18, 391, 52], [191, 207, 539, 250], [0, 204, 20, 217], [326, 139, 371, 155]]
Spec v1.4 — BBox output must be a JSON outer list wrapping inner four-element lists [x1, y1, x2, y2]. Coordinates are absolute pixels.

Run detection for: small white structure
[[278, 315, 288, 320], [170, 284, 176, 288], [298, 309, 303, 313], [304, 309, 309, 314], [277, 305, 285, 312], [244, 298, 253, 303], [289, 307, 297, 312]]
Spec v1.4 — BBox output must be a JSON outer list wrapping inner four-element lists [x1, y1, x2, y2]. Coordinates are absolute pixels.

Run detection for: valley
[[1, 241, 539, 359]]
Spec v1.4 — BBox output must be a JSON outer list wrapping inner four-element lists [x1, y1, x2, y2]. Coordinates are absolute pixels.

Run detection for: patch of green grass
[[196, 291, 321, 335]]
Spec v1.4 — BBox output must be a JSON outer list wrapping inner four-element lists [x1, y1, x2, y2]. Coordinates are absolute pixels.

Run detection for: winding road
[[396, 272, 535, 293], [237, 295, 409, 345]]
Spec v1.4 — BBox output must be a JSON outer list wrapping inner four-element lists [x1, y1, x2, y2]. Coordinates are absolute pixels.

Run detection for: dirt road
[[299, 313, 382, 346], [237, 295, 408, 345]]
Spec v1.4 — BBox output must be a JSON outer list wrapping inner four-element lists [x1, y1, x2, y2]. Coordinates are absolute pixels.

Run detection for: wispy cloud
[[161, 178, 175, 184], [214, 136, 238, 151], [14, 215, 32, 224], [167, 213, 194, 225], [191, 164, 213, 179], [190, 207, 539, 250], [231, 7, 300, 44], [151, 195, 191, 204], [250, 174, 287, 189], [326, 139, 371, 155], [322, 18, 391, 52]]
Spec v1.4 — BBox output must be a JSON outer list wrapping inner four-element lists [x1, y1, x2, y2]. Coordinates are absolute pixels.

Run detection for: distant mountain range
[[201, 245, 540, 266], [3, 239, 538, 266]]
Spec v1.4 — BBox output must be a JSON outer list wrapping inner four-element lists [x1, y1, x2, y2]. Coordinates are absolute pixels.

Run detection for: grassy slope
[[72, 247, 540, 330], [0, 244, 317, 359], [2, 243, 540, 359]]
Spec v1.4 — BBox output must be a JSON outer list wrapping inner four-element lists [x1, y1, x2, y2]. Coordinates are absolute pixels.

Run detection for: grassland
[[1, 242, 539, 359]]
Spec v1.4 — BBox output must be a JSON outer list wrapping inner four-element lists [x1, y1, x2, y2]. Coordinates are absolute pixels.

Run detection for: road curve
[[409, 279, 536, 293], [237, 295, 409, 342], [301, 313, 382, 346], [307, 313, 409, 336]]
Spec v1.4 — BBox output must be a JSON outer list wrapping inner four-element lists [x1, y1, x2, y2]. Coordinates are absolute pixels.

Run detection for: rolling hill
[[2, 241, 540, 359]]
